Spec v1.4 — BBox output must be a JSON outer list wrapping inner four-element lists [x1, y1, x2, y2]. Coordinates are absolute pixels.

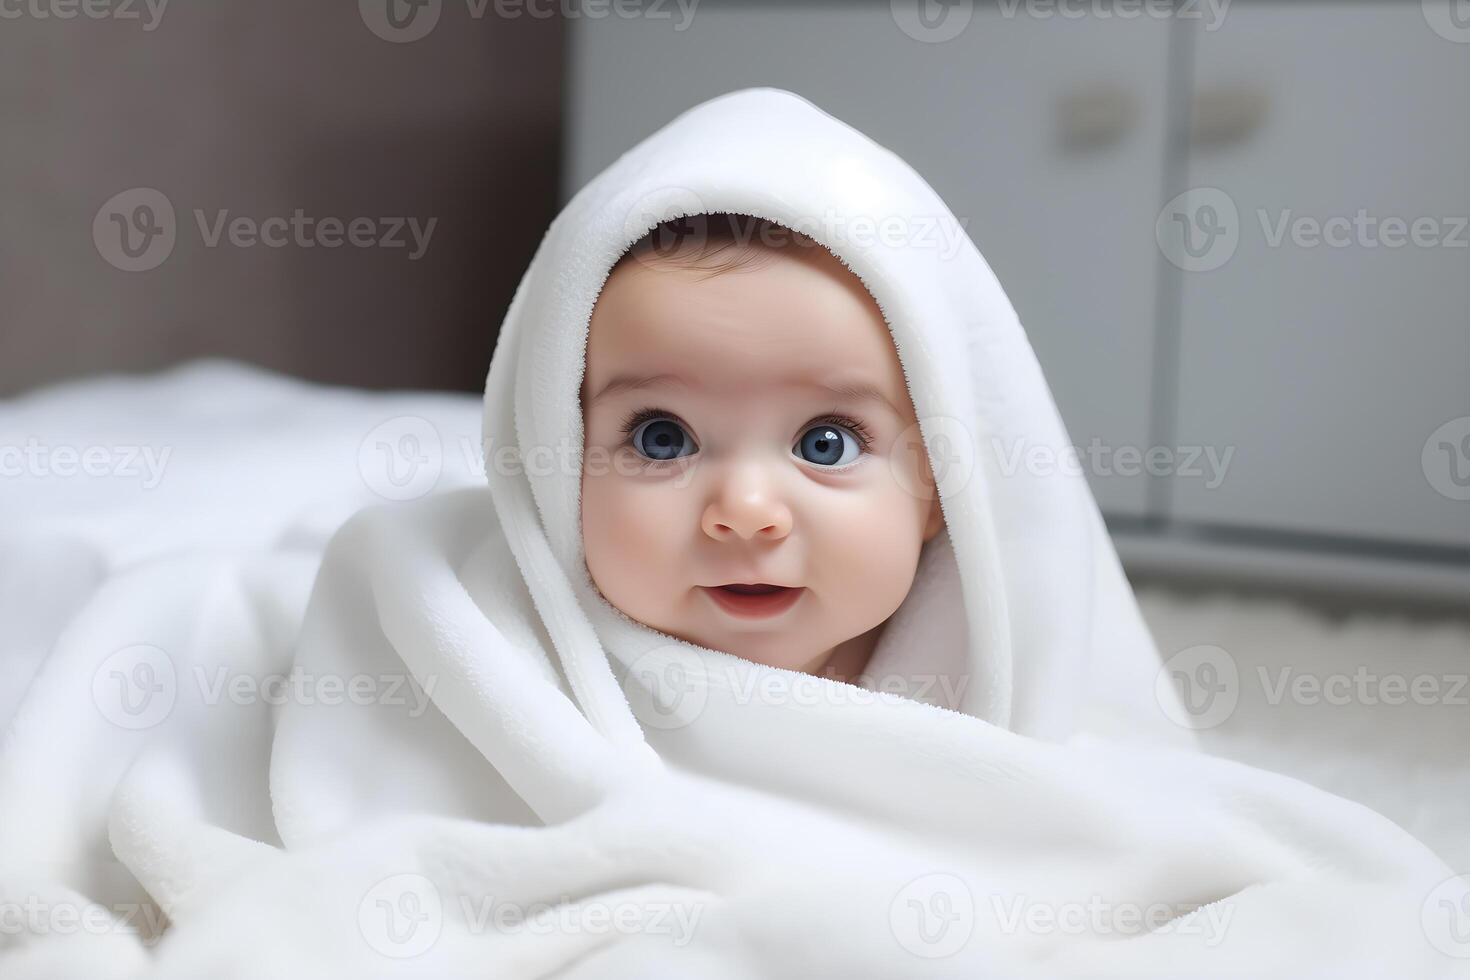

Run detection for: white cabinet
[[567, 5, 1172, 516], [1171, 2, 1470, 549]]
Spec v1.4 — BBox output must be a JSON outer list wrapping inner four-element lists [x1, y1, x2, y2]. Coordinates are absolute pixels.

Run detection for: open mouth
[[701, 583, 804, 619]]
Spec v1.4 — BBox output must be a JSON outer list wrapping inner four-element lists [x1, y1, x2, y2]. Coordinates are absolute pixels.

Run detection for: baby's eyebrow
[[811, 379, 906, 418], [587, 372, 904, 418], [586, 372, 688, 405]]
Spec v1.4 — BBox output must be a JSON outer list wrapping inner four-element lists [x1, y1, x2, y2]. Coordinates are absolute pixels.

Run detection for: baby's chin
[[666, 622, 833, 675], [601, 588, 836, 674]]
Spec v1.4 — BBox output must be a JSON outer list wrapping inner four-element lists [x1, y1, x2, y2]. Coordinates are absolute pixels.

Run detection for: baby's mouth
[[720, 583, 787, 595], [700, 583, 805, 619]]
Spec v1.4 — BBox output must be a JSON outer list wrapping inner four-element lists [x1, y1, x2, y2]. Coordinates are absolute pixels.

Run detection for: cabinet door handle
[[1055, 85, 1137, 152], [1190, 87, 1270, 149]]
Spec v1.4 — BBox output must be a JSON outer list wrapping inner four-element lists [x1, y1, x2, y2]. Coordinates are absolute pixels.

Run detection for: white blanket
[[1, 89, 1465, 977]]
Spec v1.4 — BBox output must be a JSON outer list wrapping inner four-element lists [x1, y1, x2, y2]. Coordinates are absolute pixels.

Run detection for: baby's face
[[580, 240, 943, 675]]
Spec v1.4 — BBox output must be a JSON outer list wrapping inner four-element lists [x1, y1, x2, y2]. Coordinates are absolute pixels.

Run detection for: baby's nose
[[700, 465, 793, 542]]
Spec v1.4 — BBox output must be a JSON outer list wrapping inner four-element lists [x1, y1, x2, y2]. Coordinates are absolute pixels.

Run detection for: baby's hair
[[615, 212, 824, 281]]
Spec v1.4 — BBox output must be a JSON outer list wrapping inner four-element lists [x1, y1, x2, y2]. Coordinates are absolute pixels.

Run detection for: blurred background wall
[[0, 0, 563, 393]]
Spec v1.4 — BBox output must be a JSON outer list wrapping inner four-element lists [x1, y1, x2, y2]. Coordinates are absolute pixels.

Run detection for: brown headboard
[[0, 2, 563, 396]]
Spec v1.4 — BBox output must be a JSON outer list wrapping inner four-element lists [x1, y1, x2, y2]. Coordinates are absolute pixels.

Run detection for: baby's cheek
[[582, 472, 635, 579], [816, 479, 928, 615], [582, 470, 687, 597]]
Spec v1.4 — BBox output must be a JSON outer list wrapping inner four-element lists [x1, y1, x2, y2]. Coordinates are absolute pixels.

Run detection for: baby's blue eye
[[630, 417, 695, 461], [794, 424, 862, 467]]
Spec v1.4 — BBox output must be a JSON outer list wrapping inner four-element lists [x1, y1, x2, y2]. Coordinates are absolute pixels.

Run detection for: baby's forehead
[[583, 256, 910, 418], [593, 239, 885, 338], [594, 270, 889, 354]]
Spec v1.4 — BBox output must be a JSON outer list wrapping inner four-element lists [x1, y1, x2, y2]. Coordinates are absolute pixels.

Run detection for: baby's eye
[[793, 423, 863, 467], [629, 416, 696, 461]]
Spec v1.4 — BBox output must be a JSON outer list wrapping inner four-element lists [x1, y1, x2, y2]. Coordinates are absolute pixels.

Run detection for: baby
[[580, 213, 945, 683]]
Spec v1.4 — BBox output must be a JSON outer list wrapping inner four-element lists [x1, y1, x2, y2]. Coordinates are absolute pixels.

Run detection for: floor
[[1135, 583, 1470, 872]]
